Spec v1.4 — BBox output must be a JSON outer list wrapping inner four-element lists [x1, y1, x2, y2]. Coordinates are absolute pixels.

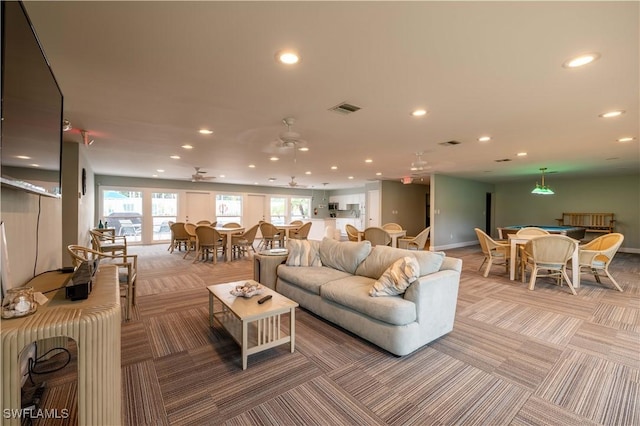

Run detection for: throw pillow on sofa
[[286, 239, 322, 267], [370, 256, 420, 296]]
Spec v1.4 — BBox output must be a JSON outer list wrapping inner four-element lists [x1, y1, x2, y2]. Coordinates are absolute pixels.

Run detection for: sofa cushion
[[370, 256, 420, 296], [286, 239, 322, 267], [321, 276, 417, 325], [355, 245, 446, 279], [277, 265, 351, 295], [319, 237, 372, 274]]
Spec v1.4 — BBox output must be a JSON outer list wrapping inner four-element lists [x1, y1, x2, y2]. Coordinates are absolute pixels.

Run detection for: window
[[290, 197, 311, 222], [102, 190, 143, 241], [270, 197, 287, 225], [216, 194, 242, 225], [152, 192, 177, 241]]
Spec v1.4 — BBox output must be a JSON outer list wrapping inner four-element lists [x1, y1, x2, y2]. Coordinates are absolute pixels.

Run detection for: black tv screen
[[1, 1, 63, 196]]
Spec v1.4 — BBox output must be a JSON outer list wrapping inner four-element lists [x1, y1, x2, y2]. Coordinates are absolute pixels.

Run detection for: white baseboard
[[433, 240, 479, 251], [619, 247, 640, 254]]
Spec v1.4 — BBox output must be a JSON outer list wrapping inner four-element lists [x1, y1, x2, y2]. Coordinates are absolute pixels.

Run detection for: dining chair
[[474, 228, 510, 277], [259, 222, 285, 249], [231, 224, 260, 258], [289, 222, 312, 240], [183, 222, 198, 259], [345, 224, 360, 242], [398, 227, 430, 250], [290, 220, 304, 227], [169, 222, 190, 253], [363, 227, 392, 247], [67, 244, 138, 320], [522, 235, 577, 295], [223, 222, 242, 229], [196, 220, 212, 225], [577, 233, 624, 292], [194, 225, 225, 263], [382, 223, 403, 232], [516, 227, 550, 278], [89, 229, 128, 257]]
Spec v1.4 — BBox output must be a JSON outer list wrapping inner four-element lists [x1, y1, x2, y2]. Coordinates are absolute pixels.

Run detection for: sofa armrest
[[253, 254, 288, 290], [404, 269, 460, 328]]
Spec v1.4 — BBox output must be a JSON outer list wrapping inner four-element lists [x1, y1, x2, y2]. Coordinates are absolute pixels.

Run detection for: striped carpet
[[28, 243, 639, 425]]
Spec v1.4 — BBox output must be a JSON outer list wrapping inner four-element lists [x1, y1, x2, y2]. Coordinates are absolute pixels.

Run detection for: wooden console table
[[1, 265, 121, 425]]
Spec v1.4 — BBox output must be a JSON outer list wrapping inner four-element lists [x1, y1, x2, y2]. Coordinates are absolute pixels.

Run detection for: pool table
[[500, 225, 586, 240]]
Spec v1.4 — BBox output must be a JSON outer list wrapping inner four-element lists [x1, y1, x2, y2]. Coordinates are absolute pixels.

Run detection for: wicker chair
[[259, 222, 285, 249], [345, 224, 360, 242], [169, 222, 190, 253], [382, 223, 403, 232], [363, 227, 391, 247], [67, 244, 137, 320], [398, 227, 430, 250], [89, 229, 127, 257], [194, 225, 225, 263], [474, 228, 510, 277], [231, 224, 260, 258], [183, 222, 198, 259], [577, 233, 624, 292], [522, 235, 577, 295], [289, 222, 312, 240]]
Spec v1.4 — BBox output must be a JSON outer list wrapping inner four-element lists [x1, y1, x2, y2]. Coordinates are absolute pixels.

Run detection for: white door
[[367, 190, 380, 228], [247, 194, 266, 236], [185, 192, 212, 223]]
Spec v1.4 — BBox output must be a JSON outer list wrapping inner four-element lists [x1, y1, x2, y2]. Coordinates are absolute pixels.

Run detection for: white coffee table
[[208, 280, 298, 369]]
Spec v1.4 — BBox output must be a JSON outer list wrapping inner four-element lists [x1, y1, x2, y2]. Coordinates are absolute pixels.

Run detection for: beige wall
[[380, 180, 429, 236]]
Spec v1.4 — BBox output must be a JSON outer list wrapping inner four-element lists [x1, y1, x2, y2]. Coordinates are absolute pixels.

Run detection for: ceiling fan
[[191, 167, 215, 182], [285, 176, 307, 188], [273, 117, 308, 150]]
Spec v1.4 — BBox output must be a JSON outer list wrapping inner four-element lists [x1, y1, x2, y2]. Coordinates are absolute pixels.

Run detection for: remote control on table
[[257, 295, 272, 304]]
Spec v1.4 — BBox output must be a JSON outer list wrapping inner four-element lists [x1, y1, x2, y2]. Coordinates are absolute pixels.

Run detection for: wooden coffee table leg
[[290, 308, 296, 353], [209, 292, 214, 327], [242, 320, 248, 370]]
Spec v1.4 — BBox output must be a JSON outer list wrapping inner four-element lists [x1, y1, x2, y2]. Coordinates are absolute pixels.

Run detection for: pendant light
[[531, 167, 554, 195]]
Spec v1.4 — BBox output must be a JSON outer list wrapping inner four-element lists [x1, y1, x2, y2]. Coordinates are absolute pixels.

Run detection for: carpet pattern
[[28, 243, 639, 425]]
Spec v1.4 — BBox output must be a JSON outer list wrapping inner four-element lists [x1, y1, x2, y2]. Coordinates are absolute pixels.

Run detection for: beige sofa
[[256, 238, 462, 356]]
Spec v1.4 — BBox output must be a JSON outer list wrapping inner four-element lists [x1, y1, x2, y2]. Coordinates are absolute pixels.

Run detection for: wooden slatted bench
[[555, 212, 615, 234]]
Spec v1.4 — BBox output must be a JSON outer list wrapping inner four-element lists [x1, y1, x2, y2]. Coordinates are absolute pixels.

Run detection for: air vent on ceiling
[[329, 102, 361, 115], [438, 140, 461, 146], [494, 158, 512, 162]]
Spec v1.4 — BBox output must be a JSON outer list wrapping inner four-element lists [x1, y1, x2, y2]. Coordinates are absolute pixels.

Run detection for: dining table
[[357, 229, 407, 248], [508, 234, 581, 288], [214, 226, 245, 261]]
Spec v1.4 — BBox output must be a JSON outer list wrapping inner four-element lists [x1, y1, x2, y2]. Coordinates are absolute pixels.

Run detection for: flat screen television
[[1, 1, 63, 197]]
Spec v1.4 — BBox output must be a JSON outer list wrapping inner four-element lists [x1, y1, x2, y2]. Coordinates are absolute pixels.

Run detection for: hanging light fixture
[[531, 167, 554, 195]]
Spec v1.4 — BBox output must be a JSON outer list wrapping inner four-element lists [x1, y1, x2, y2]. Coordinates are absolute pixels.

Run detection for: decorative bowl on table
[[230, 282, 264, 298]]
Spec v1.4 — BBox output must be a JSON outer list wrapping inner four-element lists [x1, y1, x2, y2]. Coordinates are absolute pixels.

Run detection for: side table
[[253, 250, 288, 290]]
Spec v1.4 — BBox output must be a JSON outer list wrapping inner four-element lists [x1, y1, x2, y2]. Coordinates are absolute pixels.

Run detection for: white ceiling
[[24, 1, 639, 189]]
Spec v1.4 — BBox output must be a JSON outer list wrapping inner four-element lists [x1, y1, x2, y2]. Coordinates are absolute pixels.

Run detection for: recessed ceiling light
[[478, 136, 491, 142], [276, 50, 300, 65], [599, 110, 625, 118], [170, 155, 180, 159], [152, 174, 158, 178], [30, 164, 40, 167], [199, 129, 213, 135], [517, 152, 527, 157], [157, 169, 165, 173], [617, 137, 635, 142], [16, 155, 31, 159], [365, 159, 373, 163], [348, 176, 354, 180], [331, 166, 338, 170], [248, 164, 256, 168], [270, 156, 279, 161], [305, 171, 311, 175], [298, 147, 309, 152], [376, 172, 382, 176], [268, 177, 276, 182], [563, 53, 600, 68], [181, 144, 193, 149], [411, 109, 427, 117], [219, 174, 225, 178]]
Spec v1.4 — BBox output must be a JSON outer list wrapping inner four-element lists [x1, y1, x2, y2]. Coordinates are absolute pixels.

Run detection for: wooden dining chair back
[[232, 224, 260, 258], [516, 227, 550, 236], [345, 224, 360, 242], [474, 228, 510, 277], [259, 222, 284, 249], [363, 227, 392, 247], [382, 223, 403, 232], [578, 233, 624, 292], [194, 225, 225, 263], [169, 222, 190, 253], [289, 222, 312, 240], [182, 222, 198, 258], [89, 229, 127, 257], [67, 244, 137, 320], [398, 227, 430, 250], [523, 235, 577, 295]]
